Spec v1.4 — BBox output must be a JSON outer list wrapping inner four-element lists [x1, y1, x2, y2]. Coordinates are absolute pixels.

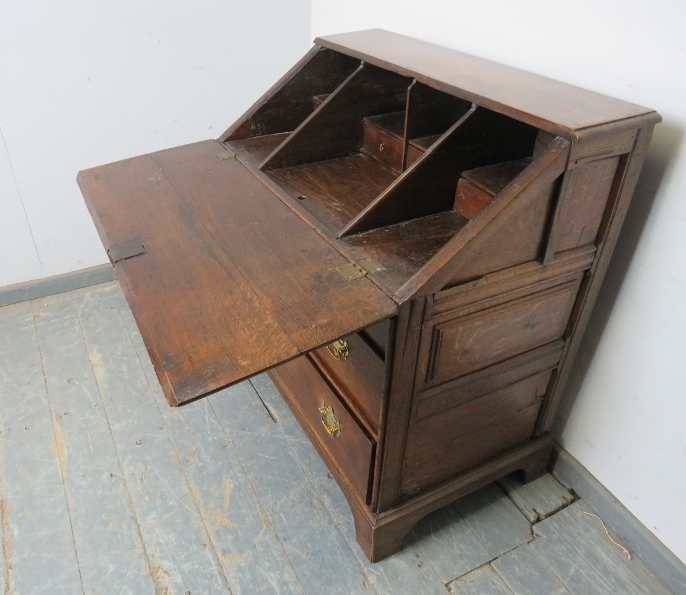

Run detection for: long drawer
[[269, 354, 375, 503], [311, 332, 385, 431]]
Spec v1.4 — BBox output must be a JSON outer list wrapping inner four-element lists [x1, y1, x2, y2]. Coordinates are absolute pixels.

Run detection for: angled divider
[[220, 47, 360, 141], [261, 63, 412, 170], [394, 136, 571, 300], [340, 107, 538, 237]]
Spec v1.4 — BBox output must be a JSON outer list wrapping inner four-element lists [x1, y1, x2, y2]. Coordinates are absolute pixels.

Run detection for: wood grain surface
[[78, 141, 396, 405]]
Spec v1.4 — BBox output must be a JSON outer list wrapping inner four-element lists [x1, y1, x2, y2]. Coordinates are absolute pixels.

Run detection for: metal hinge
[[334, 256, 384, 281]]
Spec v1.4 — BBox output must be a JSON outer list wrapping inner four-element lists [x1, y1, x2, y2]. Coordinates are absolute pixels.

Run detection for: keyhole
[[379, 143, 385, 152]]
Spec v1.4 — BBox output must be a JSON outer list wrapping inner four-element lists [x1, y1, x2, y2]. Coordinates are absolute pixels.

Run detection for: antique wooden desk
[[77, 29, 660, 562]]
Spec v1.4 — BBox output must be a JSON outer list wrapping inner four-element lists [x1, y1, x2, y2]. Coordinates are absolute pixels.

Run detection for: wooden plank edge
[[550, 445, 686, 595], [0, 264, 115, 308]]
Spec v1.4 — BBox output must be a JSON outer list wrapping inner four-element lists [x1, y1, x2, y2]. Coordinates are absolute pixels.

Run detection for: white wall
[[312, 1, 686, 562], [0, 0, 311, 287]]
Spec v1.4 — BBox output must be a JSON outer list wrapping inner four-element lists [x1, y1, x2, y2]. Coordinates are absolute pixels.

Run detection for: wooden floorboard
[[0, 301, 83, 593], [250, 373, 449, 595], [492, 542, 571, 594], [0, 282, 677, 595], [73, 284, 230, 594], [532, 500, 673, 595], [114, 291, 305, 595], [447, 565, 513, 595], [453, 483, 533, 558], [406, 504, 493, 583], [33, 293, 154, 594], [498, 473, 575, 523]]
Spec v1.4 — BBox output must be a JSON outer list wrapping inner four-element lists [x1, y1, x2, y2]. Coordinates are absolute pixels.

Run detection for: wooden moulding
[[414, 340, 565, 420], [340, 106, 538, 237], [220, 47, 360, 141], [430, 244, 597, 318], [356, 436, 554, 561], [261, 63, 411, 170]]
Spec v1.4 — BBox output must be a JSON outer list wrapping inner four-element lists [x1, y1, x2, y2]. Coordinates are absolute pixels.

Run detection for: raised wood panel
[[401, 370, 553, 498], [554, 156, 620, 252], [269, 355, 375, 503], [424, 280, 580, 388]]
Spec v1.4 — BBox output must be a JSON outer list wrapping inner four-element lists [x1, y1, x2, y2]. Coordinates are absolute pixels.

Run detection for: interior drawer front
[[269, 355, 375, 502], [312, 333, 385, 429]]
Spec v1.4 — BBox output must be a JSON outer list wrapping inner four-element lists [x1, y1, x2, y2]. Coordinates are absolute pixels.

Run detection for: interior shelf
[[342, 211, 470, 293], [268, 154, 398, 233]]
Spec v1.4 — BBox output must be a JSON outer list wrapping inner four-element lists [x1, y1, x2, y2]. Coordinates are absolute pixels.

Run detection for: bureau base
[[269, 361, 553, 562]]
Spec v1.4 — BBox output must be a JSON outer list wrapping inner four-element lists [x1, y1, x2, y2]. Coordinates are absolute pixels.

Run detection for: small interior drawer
[[269, 354, 375, 503], [311, 332, 386, 431]]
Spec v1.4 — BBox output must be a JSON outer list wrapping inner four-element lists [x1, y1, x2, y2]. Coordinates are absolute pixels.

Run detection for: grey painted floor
[[0, 282, 673, 595]]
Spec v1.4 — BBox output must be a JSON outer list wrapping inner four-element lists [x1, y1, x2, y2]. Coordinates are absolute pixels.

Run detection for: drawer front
[[269, 355, 375, 502], [402, 369, 553, 498], [363, 118, 404, 173], [312, 333, 385, 430], [423, 280, 580, 389]]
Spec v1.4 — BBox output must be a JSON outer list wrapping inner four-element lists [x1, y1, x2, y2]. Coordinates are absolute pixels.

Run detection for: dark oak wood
[[340, 106, 538, 237], [78, 30, 659, 563], [78, 141, 396, 405], [268, 153, 396, 234], [422, 279, 580, 389], [454, 158, 531, 218], [269, 355, 375, 503], [401, 370, 552, 497], [221, 47, 360, 141], [262, 63, 410, 170], [311, 332, 386, 433], [316, 29, 657, 138], [362, 112, 406, 174]]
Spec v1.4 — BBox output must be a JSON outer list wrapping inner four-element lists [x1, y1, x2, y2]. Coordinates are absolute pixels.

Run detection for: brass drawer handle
[[327, 339, 349, 360], [318, 401, 342, 437]]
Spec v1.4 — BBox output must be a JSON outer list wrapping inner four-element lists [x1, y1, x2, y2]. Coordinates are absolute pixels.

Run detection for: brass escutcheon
[[318, 401, 342, 437], [327, 339, 349, 360], [379, 142, 385, 152]]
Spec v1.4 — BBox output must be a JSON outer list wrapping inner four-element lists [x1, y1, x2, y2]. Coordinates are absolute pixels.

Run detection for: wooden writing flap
[[77, 140, 397, 406]]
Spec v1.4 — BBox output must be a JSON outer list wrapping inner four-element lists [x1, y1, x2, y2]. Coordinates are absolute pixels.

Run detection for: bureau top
[[316, 29, 659, 139]]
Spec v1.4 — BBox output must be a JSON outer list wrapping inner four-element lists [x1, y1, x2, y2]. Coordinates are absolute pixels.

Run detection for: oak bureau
[[77, 29, 660, 561]]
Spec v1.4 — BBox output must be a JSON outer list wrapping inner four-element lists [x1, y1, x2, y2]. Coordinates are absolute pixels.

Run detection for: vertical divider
[[401, 80, 418, 172]]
